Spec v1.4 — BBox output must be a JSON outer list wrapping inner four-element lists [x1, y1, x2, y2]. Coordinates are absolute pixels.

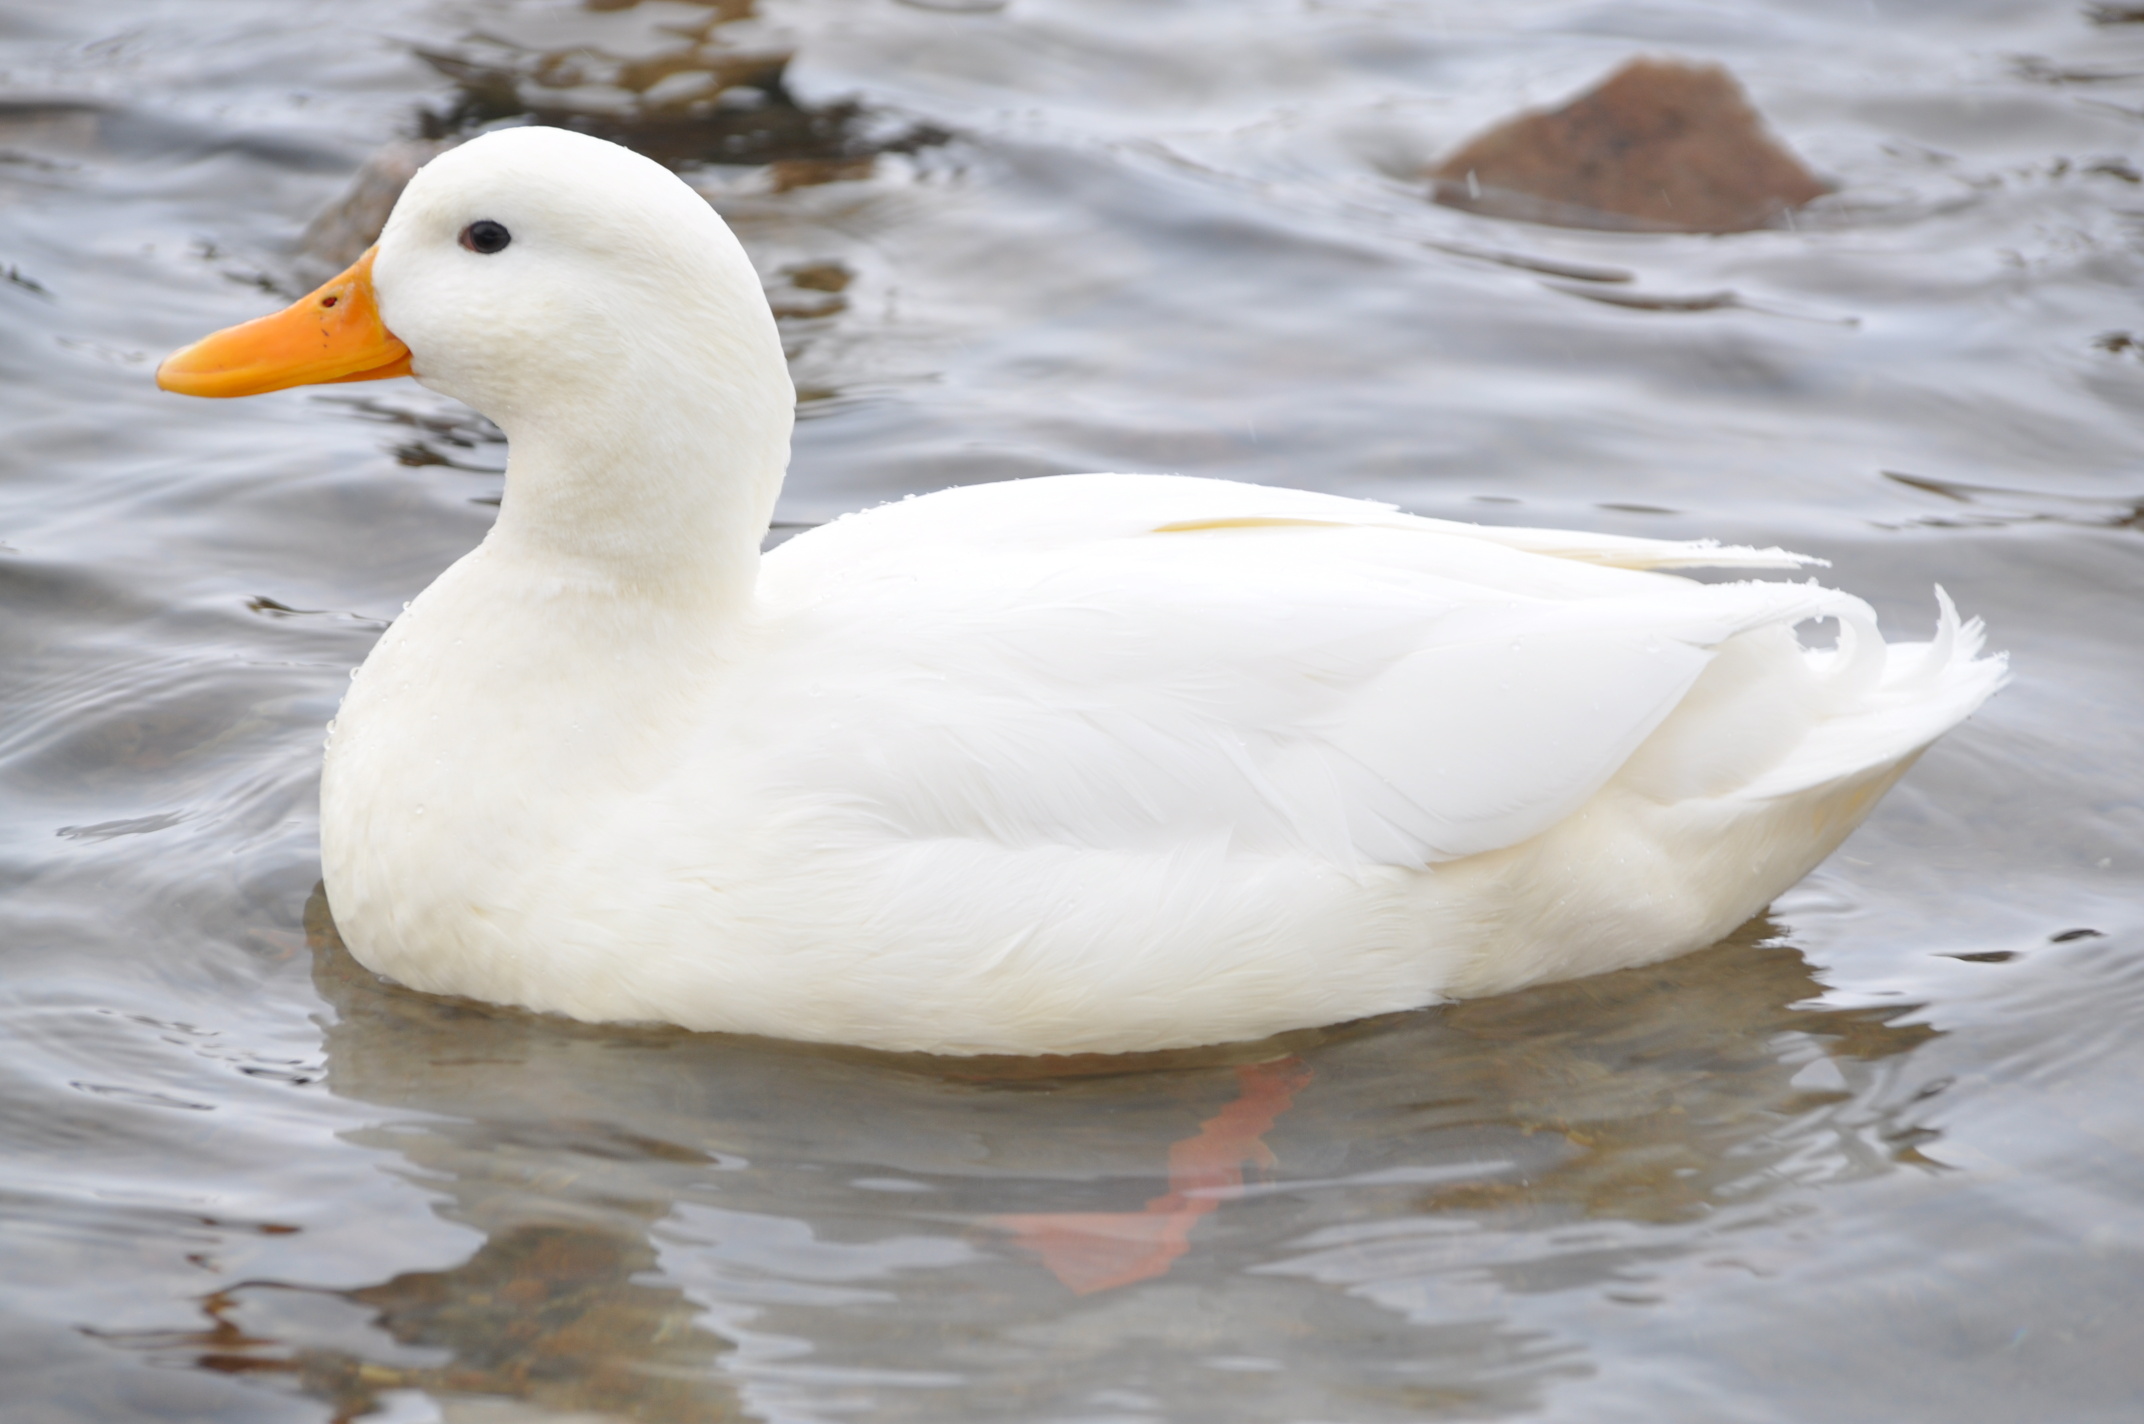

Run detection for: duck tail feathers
[[1733, 586, 2007, 802]]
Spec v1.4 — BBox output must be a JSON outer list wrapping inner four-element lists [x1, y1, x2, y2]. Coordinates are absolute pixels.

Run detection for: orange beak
[[156, 247, 413, 397]]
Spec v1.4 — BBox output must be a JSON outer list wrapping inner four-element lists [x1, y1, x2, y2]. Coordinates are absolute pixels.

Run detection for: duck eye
[[459, 220, 511, 255]]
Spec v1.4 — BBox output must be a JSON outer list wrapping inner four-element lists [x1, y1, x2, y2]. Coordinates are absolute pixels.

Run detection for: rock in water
[[297, 138, 458, 280], [1430, 58, 1829, 234]]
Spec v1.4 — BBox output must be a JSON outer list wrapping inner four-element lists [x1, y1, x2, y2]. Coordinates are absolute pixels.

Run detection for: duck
[[156, 126, 2005, 1056]]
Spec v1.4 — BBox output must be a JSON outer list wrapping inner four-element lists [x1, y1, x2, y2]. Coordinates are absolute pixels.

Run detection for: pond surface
[[5, 1, 2144, 1420]]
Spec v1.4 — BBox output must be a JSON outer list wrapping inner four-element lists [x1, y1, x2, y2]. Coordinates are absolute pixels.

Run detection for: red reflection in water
[[991, 1057, 1312, 1295]]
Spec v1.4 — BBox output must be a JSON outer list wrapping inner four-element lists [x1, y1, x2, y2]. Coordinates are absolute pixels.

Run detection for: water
[[4, 0, 2143, 1418]]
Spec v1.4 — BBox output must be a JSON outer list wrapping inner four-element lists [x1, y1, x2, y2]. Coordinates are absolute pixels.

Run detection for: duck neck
[[481, 353, 793, 618]]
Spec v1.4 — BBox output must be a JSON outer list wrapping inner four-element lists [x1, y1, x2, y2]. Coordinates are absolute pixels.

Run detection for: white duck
[[159, 126, 2004, 1056]]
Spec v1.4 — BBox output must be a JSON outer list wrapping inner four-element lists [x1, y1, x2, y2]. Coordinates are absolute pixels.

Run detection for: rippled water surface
[[5, 1, 2144, 1419]]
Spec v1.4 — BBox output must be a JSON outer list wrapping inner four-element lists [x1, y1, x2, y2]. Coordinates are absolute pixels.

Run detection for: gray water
[[4, 1, 2144, 1420]]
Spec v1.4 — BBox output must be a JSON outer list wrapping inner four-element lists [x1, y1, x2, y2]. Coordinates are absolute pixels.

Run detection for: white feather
[[310, 128, 2005, 1055]]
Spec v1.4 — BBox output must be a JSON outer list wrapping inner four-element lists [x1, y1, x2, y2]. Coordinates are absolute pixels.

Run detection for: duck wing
[[747, 474, 1866, 869]]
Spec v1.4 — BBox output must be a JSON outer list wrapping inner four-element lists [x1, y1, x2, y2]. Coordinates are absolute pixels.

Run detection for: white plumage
[[252, 127, 2001, 1054]]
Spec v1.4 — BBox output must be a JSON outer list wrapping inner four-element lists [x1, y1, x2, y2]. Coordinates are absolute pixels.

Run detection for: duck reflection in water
[[105, 892, 1949, 1422]]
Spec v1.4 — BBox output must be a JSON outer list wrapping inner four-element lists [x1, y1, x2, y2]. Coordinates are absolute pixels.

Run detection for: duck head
[[159, 126, 794, 585]]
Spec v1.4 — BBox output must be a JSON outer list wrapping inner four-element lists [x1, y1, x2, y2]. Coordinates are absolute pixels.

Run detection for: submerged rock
[[298, 137, 457, 277], [1430, 58, 1829, 234], [415, 45, 941, 176], [296, 12, 945, 277]]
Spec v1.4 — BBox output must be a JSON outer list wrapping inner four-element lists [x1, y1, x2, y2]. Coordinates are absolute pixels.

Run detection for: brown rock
[[1430, 57, 1830, 234]]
